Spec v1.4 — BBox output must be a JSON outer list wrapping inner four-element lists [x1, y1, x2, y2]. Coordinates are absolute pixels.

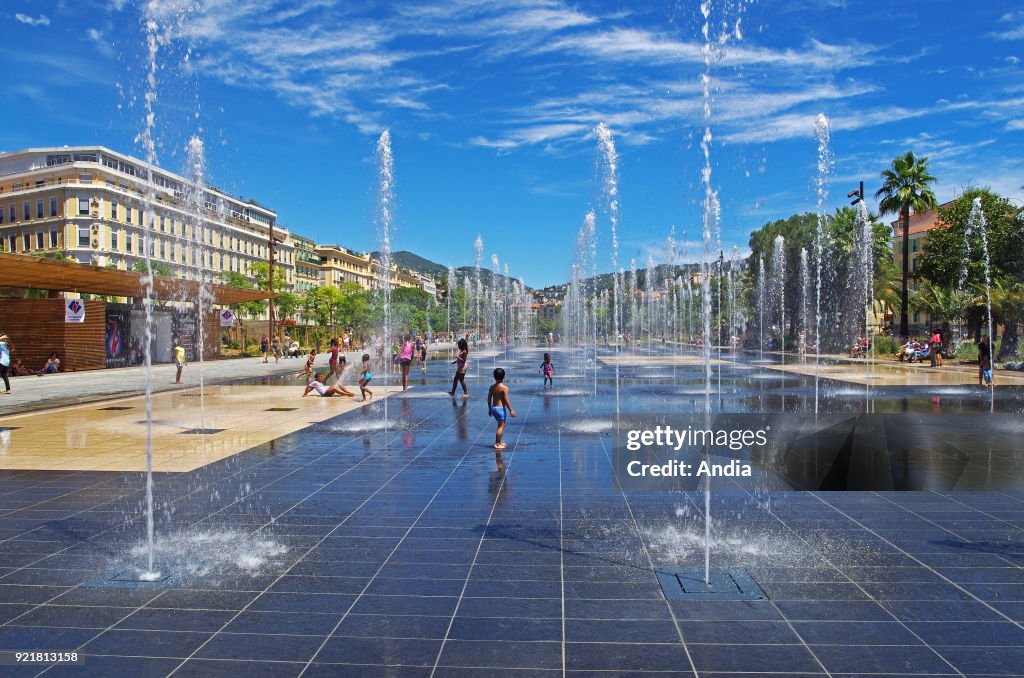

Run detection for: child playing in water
[[487, 367, 516, 450], [302, 348, 317, 382], [449, 338, 469, 397], [303, 373, 354, 397], [540, 353, 554, 389], [359, 353, 374, 401]]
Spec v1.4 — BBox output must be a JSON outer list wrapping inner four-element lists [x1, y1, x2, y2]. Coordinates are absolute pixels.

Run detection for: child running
[[449, 338, 469, 397], [487, 367, 516, 450], [359, 353, 374, 401], [327, 338, 342, 383], [540, 352, 554, 389]]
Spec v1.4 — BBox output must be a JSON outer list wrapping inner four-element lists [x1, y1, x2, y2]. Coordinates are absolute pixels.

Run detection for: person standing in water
[[978, 334, 994, 386], [327, 337, 342, 383], [399, 334, 414, 391], [487, 367, 516, 450], [359, 353, 374, 401], [449, 338, 469, 397], [540, 352, 554, 389], [173, 342, 186, 384]]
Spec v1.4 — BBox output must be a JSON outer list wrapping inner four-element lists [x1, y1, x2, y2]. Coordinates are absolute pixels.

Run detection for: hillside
[[372, 250, 448, 278]]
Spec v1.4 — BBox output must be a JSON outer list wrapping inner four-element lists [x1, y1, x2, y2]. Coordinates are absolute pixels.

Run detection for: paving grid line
[[163, 395, 470, 676], [870, 490, 1024, 573], [556, 377, 566, 674], [293, 396, 495, 675], [578, 359, 699, 678], [622, 366, 957, 678], [426, 388, 537, 676], [813, 492, 1024, 633], [16, 394, 442, 674]]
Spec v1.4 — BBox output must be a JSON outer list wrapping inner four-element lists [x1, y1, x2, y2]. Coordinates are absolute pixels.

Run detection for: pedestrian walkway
[[0, 344, 454, 416]]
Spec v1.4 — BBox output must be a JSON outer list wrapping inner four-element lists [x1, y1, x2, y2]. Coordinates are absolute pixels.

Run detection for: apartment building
[[890, 201, 952, 330], [317, 244, 375, 290], [0, 146, 295, 288], [292, 233, 322, 292]]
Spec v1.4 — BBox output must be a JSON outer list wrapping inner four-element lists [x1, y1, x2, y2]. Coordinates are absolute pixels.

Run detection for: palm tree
[[875, 151, 938, 338]]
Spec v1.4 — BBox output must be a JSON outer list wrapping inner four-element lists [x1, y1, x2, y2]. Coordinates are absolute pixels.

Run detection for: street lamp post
[[848, 181, 864, 206]]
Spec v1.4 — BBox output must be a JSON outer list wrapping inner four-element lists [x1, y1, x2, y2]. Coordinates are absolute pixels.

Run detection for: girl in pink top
[[399, 335, 414, 391]]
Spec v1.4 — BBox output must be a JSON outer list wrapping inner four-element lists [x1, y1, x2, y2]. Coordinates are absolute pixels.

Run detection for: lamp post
[[848, 181, 864, 206], [267, 224, 285, 343]]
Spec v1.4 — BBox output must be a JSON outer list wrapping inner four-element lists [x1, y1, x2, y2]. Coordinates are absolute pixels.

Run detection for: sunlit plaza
[[2, 1, 1024, 677]]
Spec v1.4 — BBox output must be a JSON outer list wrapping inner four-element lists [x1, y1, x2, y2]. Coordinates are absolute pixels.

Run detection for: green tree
[[132, 260, 174, 277], [875, 151, 938, 338], [219, 270, 265, 352]]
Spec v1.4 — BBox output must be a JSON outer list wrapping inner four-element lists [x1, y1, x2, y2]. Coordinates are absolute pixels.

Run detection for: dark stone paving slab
[[0, 346, 1022, 675]]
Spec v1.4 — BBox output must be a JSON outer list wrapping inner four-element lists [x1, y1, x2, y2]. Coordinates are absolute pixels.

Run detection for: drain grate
[[265, 407, 298, 412], [180, 428, 225, 435], [82, 567, 181, 590], [98, 406, 134, 411], [656, 567, 768, 601]]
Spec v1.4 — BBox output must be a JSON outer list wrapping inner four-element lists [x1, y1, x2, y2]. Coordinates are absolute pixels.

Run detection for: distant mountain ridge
[[373, 250, 532, 290]]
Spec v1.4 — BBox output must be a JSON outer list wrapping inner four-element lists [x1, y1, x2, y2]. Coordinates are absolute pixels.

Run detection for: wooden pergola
[[0, 252, 273, 305]]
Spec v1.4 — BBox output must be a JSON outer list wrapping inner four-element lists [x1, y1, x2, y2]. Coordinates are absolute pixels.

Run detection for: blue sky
[[3, 0, 1023, 287]]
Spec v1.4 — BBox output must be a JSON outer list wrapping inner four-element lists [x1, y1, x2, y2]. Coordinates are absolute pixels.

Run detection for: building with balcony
[[316, 244, 375, 290], [0, 146, 294, 290], [890, 201, 952, 331], [292, 233, 322, 293]]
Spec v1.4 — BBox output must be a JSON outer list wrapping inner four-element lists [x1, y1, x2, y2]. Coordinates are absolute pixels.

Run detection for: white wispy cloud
[[15, 13, 50, 27], [991, 9, 1024, 40]]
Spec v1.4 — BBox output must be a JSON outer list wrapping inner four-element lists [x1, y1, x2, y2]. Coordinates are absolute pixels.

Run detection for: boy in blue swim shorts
[[486, 367, 516, 450]]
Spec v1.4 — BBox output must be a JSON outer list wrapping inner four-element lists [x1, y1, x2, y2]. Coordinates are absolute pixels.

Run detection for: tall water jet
[[375, 131, 395, 431], [813, 114, 833, 415], [447, 264, 455, 339], [854, 201, 874, 408], [135, 0, 196, 578], [184, 135, 211, 430], [799, 248, 809, 358], [966, 198, 995, 411], [491, 254, 500, 344], [629, 259, 638, 346], [757, 256, 766, 360], [474, 235, 483, 338], [595, 122, 621, 416], [772, 235, 786, 364]]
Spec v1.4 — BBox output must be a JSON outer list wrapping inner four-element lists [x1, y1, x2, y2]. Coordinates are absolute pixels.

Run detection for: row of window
[[4, 229, 60, 253], [0, 197, 60, 224]]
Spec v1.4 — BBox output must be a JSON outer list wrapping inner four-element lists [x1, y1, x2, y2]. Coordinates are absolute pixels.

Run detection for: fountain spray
[[595, 122, 621, 417], [966, 198, 995, 411], [813, 114, 833, 416], [376, 131, 394, 435]]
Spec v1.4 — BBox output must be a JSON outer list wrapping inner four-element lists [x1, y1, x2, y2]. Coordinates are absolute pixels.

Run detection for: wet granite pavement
[[0, 345, 1022, 676]]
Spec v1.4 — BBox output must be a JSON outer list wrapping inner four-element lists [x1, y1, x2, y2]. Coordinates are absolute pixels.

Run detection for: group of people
[[0, 334, 62, 394], [295, 331, 561, 451], [894, 329, 995, 385]]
